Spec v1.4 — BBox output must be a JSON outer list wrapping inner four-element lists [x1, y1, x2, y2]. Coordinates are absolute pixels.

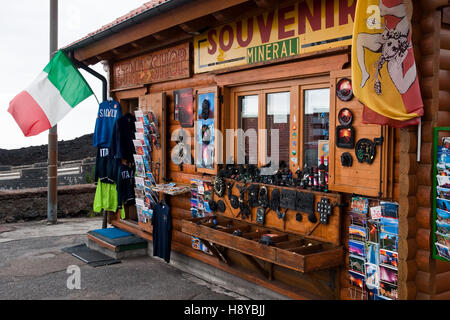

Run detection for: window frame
[[230, 76, 330, 170]]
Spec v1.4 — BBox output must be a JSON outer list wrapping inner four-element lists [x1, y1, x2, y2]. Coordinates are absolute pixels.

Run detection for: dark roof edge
[[62, 0, 190, 56]]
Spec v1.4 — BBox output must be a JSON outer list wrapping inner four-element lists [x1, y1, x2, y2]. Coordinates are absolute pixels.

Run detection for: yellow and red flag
[[351, 0, 423, 128]]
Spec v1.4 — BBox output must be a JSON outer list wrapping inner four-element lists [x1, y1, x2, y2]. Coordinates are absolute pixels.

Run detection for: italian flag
[[8, 50, 94, 137]]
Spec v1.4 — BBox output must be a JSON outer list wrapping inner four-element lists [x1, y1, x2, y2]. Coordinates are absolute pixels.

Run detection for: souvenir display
[[190, 178, 214, 255], [196, 92, 216, 171], [433, 129, 450, 261], [174, 88, 194, 127], [348, 197, 399, 300]]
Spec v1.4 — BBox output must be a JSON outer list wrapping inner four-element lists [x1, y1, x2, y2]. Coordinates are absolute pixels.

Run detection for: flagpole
[[48, 0, 58, 225]]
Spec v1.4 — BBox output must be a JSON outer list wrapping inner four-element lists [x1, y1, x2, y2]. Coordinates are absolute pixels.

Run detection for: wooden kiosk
[[64, 0, 450, 300]]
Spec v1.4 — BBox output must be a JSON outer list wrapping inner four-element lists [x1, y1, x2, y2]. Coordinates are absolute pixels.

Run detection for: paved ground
[[0, 218, 248, 300]]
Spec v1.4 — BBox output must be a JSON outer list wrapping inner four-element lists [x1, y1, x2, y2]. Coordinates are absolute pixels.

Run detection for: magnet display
[[338, 108, 353, 126], [336, 78, 353, 101], [341, 152, 353, 167], [336, 125, 355, 148], [355, 138, 377, 164]]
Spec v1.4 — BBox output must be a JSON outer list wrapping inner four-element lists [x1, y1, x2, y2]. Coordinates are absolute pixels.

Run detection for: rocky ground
[[0, 133, 96, 167]]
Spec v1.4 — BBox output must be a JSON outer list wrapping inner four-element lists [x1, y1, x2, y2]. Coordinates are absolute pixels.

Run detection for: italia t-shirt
[[93, 99, 122, 148]]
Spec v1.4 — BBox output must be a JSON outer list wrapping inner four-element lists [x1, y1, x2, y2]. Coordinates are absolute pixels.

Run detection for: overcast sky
[[0, 1, 147, 150]]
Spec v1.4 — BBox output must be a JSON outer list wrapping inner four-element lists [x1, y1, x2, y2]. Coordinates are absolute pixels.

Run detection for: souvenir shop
[[64, 0, 450, 300]]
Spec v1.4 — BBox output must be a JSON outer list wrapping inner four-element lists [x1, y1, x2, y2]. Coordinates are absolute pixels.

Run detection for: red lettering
[[325, 0, 335, 28], [257, 11, 274, 43], [339, 0, 356, 25], [208, 29, 217, 55], [219, 25, 234, 51], [298, 0, 322, 35], [278, 5, 295, 40], [236, 18, 254, 48]]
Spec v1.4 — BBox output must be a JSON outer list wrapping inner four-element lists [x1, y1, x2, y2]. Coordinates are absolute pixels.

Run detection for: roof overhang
[[63, 0, 260, 65]]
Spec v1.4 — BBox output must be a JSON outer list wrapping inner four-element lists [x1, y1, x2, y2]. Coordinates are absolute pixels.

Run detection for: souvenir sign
[[336, 78, 353, 101], [355, 138, 377, 164], [338, 108, 354, 126]]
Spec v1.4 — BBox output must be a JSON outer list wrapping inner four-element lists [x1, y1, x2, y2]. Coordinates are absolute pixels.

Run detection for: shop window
[[238, 95, 259, 164], [266, 92, 290, 166], [303, 88, 330, 168]]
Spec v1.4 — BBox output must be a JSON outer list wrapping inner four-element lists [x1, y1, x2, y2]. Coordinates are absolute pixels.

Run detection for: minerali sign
[[194, 0, 356, 73]]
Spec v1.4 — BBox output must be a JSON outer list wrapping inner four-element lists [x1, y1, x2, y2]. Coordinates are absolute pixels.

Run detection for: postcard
[[380, 249, 398, 269], [350, 211, 366, 226], [436, 231, 450, 248], [365, 263, 380, 290], [437, 198, 450, 212], [351, 196, 369, 214], [135, 121, 144, 134], [348, 270, 365, 289], [379, 265, 398, 285], [133, 155, 146, 178], [437, 208, 450, 221], [349, 255, 365, 275], [367, 220, 379, 243], [366, 242, 380, 265], [380, 217, 399, 235], [437, 175, 450, 188], [437, 186, 450, 200], [349, 224, 367, 242], [349, 240, 365, 257], [435, 242, 450, 260], [142, 156, 151, 173], [370, 206, 382, 220], [146, 172, 156, 186], [381, 202, 399, 219], [436, 220, 450, 235], [380, 232, 399, 252], [379, 281, 398, 300]]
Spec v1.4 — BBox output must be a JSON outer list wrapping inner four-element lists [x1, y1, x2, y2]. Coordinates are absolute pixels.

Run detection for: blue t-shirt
[[152, 202, 172, 263], [93, 100, 122, 148]]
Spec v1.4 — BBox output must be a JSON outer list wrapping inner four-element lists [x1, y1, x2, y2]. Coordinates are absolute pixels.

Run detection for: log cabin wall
[[398, 0, 450, 300]]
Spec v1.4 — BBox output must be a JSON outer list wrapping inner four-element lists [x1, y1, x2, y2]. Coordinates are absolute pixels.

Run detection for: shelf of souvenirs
[[217, 157, 332, 198]]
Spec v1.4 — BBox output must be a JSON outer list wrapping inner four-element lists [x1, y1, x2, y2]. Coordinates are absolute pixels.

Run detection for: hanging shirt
[[94, 147, 120, 184], [111, 113, 136, 163], [93, 99, 122, 148], [116, 164, 136, 208], [93, 179, 125, 217], [151, 202, 172, 263]]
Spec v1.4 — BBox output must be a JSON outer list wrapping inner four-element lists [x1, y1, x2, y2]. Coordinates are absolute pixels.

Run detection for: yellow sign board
[[194, 0, 356, 73]]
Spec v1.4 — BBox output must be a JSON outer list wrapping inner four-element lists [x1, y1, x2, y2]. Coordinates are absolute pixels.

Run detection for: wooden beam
[[74, 0, 251, 62]]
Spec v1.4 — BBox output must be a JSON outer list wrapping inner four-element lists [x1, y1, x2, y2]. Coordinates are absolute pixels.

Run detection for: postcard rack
[[181, 215, 344, 274], [432, 127, 450, 262]]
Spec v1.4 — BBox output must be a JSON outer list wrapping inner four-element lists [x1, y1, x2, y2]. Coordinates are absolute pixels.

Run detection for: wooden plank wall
[[144, 74, 339, 299]]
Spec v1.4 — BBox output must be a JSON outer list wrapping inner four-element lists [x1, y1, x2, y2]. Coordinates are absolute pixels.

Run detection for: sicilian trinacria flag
[[8, 50, 94, 137], [352, 0, 423, 128]]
